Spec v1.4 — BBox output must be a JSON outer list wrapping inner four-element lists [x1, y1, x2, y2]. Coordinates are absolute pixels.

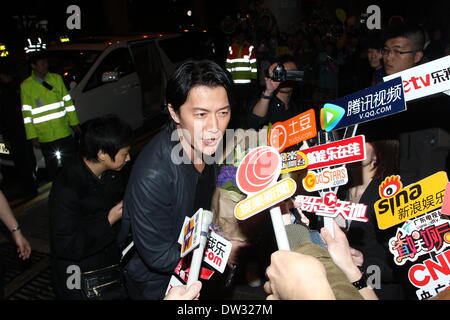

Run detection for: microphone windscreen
[[202, 210, 214, 228]]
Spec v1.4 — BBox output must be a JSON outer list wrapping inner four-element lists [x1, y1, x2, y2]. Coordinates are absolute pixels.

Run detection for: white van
[[46, 33, 183, 129], [1, 32, 196, 168]]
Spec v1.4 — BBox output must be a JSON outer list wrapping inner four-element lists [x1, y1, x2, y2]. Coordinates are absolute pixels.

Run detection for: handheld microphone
[[270, 206, 291, 251], [187, 209, 214, 288]]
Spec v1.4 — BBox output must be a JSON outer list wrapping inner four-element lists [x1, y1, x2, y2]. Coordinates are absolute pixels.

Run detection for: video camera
[[268, 63, 304, 82]]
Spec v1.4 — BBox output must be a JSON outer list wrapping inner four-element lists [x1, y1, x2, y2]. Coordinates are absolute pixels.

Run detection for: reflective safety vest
[[20, 71, 80, 143], [226, 43, 257, 84]]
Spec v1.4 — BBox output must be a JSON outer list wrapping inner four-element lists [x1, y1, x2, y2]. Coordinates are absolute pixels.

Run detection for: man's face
[[31, 58, 49, 76], [367, 48, 383, 69], [383, 37, 423, 75], [102, 146, 131, 171], [169, 85, 231, 157]]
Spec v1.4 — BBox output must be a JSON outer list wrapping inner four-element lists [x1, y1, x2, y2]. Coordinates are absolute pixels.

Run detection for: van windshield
[[46, 50, 100, 89]]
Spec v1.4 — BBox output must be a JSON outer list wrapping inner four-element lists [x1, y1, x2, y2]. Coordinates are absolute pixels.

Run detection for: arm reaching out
[[264, 250, 335, 300], [320, 221, 378, 300], [0, 191, 31, 260]]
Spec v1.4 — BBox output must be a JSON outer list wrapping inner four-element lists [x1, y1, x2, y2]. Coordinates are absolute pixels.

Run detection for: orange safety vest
[[226, 43, 257, 84]]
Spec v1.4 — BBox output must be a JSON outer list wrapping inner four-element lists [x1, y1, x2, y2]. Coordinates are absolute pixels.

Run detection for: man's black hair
[[79, 115, 133, 162], [28, 51, 48, 65], [166, 59, 235, 119], [383, 24, 426, 51], [273, 54, 299, 68]]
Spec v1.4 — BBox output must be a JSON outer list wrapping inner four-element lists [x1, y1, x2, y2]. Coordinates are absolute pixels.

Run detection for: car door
[[128, 39, 170, 121], [71, 46, 143, 129]]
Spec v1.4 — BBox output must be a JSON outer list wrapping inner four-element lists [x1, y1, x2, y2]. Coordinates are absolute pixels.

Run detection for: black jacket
[[247, 94, 304, 130], [49, 158, 125, 299], [346, 178, 412, 300], [118, 126, 217, 300], [367, 93, 450, 183], [0, 81, 26, 142]]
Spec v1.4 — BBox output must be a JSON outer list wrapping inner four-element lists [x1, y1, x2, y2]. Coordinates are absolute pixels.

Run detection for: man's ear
[[413, 51, 424, 65], [97, 150, 107, 161], [371, 156, 378, 169], [167, 104, 180, 125]]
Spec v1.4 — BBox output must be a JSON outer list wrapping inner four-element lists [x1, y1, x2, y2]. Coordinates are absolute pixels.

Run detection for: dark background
[[1, 0, 450, 40]]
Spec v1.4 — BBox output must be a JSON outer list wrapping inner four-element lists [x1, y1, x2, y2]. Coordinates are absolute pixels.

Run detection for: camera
[[269, 63, 304, 82]]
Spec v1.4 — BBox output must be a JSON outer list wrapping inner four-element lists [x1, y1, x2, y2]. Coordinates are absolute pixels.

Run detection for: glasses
[[382, 47, 419, 57]]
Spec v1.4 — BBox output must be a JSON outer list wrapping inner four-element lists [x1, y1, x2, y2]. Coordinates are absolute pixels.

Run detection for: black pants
[[40, 136, 77, 181], [122, 268, 169, 300], [231, 83, 257, 129], [7, 136, 37, 196]]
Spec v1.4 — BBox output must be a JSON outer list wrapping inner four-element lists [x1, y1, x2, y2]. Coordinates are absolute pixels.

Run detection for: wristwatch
[[352, 271, 368, 290], [11, 226, 21, 233]]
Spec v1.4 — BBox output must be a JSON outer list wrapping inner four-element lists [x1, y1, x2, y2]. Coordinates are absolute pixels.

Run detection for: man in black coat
[[381, 24, 450, 183], [49, 115, 132, 299], [118, 60, 243, 300]]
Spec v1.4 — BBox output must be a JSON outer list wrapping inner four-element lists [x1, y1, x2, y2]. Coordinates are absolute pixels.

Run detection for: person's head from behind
[[360, 139, 399, 179], [367, 31, 384, 70], [79, 115, 133, 171], [382, 24, 425, 75], [28, 52, 49, 78], [166, 60, 233, 157], [347, 120, 399, 183]]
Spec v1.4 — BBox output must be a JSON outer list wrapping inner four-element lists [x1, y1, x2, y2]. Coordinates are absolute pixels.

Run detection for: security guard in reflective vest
[[226, 31, 257, 84], [20, 51, 81, 180], [226, 30, 257, 128]]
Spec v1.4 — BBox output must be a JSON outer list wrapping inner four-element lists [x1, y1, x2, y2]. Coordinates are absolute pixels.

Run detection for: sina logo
[[376, 175, 422, 215], [320, 103, 345, 132], [378, 175, 403, 199]]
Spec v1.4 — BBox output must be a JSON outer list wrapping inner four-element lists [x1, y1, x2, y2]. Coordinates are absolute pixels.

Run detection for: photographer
[[247, 55, 304, 130]]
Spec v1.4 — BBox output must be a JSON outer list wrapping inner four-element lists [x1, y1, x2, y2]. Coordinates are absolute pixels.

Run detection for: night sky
[[1, 0, 450, 52]]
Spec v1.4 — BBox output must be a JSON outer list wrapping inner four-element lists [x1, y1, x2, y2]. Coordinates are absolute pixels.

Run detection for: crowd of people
[[1, 4, 450, 302], [222, 4, 450, 130]]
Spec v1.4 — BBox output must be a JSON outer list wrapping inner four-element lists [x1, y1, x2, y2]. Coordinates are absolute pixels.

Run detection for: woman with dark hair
[[49, 115, 133, 299], [344, 138, 410, 300], [118, 60, 246, 300]]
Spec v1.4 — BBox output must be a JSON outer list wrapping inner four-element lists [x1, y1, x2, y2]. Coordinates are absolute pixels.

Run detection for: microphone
[[187, 209, 214, 288], [269, 206, 291, 251]]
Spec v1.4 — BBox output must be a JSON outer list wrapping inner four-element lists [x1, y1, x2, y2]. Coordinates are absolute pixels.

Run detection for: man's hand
[[264, 250, 335, 300], [12, 231, 32, 260], [107, 201, 123, 225], [31, 138, 40, 149], [71, 125, 82, 135], [164, 281, 202, 300], [263, 63, 281, 95], [320, 221, 362, 282]]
